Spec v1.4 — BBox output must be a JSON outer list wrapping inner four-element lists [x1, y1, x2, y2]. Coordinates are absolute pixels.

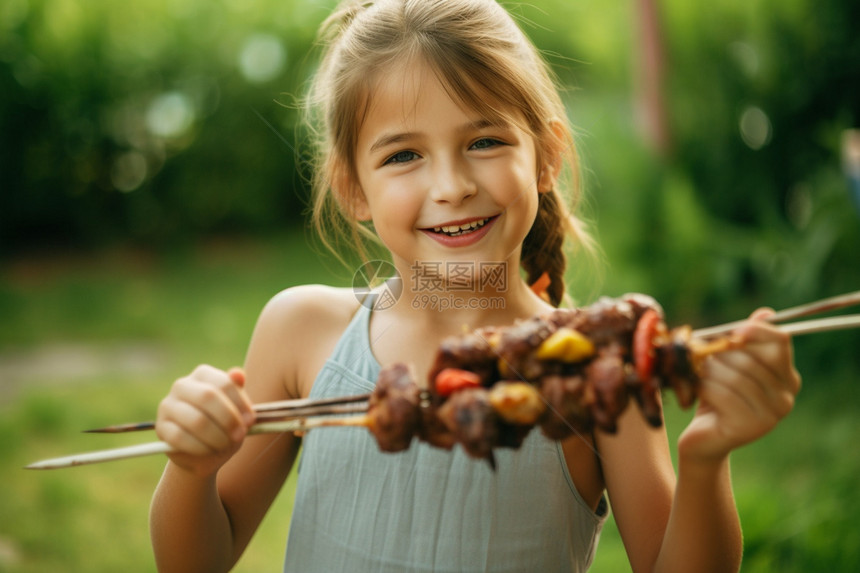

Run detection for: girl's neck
[[390, 266, 552, 333], [364, 259, 554, 380]]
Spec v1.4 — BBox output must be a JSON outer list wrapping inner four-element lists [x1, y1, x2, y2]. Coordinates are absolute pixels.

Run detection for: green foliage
[[0, 235, 332, 573], [658, 0, 860, 308], [731, 372, 860, 573], [1, 0, 328, 252], [3, 0, 858, 318]]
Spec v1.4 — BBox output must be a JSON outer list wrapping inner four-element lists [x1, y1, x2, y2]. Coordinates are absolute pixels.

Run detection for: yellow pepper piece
[[534, 328, 595, 362], [489, 382, 546, 425]]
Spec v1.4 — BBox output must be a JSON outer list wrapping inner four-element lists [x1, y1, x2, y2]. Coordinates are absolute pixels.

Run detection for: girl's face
[[351, 61, 546, 284]]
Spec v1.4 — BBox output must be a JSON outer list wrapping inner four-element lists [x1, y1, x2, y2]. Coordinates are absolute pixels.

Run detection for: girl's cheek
[[388, 182, 425, 215], [479, 161, 533, 203]]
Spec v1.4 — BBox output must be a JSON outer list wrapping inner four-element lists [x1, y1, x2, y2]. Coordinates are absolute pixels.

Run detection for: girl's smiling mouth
[[420, 215, 499, 247], [431, 216, 494, 236]]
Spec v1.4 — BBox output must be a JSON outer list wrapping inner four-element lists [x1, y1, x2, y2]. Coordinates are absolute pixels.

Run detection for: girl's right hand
[[155, 365, 256, 478]]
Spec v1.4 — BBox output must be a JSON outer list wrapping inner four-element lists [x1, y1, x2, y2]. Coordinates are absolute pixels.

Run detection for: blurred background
[[1, 0, 858, 571]]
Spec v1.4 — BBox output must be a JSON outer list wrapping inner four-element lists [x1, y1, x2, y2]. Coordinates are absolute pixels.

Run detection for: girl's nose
[[429, 158, 477, 205]]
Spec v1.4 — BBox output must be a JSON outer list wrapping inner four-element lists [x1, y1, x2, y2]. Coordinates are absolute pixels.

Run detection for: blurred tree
[[1, 0, 325, 254], [662, 0, 860, 311], [564, 0, 860, 319]]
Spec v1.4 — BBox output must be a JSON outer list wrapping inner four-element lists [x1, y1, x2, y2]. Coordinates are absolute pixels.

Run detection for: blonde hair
[[305, 0, 594, 306]]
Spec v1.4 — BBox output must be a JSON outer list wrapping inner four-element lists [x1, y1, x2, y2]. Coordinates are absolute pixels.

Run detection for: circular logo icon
[[352, 260, 403, 311]]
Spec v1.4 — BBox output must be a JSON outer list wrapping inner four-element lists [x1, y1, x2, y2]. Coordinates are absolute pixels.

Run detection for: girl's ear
[[332, 164, 372, 221], [537, 119, 567, 193]]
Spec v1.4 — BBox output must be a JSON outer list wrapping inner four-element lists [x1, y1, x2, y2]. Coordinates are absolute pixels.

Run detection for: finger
[[158, 420, 209, 456], [192, 365, 255, 424], [192, 365, 255, 426], [733, 320, 801, 394], [172, 399, 240, 453], [227, 367, 246, 387], [706, 344, 797, 421], [191, 363, 229, 383], [736, 316, 788, 343], [227, 367, 256, 425], [702, 354, 774, 420], [748, 307, 776, 321], [173, 378, 248, 443], [157, 411, 225, 457]]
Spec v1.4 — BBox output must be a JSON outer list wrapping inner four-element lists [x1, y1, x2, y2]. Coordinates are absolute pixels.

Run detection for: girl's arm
[[149, 370, 299, 573], [150, 287, 342, 572], [600, 311, 801, 573]]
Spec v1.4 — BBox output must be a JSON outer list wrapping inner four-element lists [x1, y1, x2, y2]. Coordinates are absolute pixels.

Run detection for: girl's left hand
[[677, 309, 802, 464]]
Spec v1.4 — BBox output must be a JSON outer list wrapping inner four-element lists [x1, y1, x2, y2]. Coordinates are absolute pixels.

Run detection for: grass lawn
[[1, 231, 857, 572]]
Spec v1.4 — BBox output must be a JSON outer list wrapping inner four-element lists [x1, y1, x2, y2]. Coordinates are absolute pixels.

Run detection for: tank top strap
[[308, 303, 381, 400]]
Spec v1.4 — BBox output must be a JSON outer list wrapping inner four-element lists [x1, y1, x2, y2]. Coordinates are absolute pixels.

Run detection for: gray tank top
[[283, 305, 607, 572]]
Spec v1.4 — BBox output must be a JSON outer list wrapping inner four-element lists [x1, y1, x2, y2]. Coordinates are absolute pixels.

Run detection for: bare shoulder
[[247, 285, 361, 400], [261, 284, 360, 328]]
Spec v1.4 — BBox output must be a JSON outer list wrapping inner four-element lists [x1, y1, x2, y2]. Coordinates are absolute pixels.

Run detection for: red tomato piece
[[435, 368, 482, 397], [634, 309, 661, 383]]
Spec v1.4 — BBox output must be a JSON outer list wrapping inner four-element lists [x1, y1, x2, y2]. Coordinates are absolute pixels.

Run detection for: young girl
[[150, 1, 801, 571]]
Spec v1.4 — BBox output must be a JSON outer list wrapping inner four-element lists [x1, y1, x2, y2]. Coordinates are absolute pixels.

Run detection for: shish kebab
[[26, 291, 860, 469]]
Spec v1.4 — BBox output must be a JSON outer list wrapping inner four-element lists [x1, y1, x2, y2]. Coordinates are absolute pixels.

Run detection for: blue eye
[[384, 150, 419, 165], [471, 138, 502, 150]]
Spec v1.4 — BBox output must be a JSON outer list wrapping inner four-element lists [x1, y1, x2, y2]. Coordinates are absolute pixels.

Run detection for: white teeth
[[433, 218, 490, 236]]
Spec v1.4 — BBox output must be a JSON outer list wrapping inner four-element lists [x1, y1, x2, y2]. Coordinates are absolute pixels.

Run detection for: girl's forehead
[[360, 59, 519, 134], [367, 64, 459, 118]]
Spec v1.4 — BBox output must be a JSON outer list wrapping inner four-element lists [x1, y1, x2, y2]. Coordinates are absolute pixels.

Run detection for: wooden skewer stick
[[85, 292, 860, 431], [253, 392, 370, 413], [252, 414, 371, 434], [28, 413, 374, 470], [25, 441, 175, 470], [84, 421, 160, 434], [776, 314, 860, 337], [27, 307, 860, 470], [85, 393, 372, 433], [254, 402, 368, 423], [687, 314, 860, 362], [692, 290, 860, 339]]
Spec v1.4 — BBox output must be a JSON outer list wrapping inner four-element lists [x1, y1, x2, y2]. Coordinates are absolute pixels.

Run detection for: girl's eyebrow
[[369, 119, 510, 153], [469, 118, 509, 131], [370, 132, 414, 153]]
